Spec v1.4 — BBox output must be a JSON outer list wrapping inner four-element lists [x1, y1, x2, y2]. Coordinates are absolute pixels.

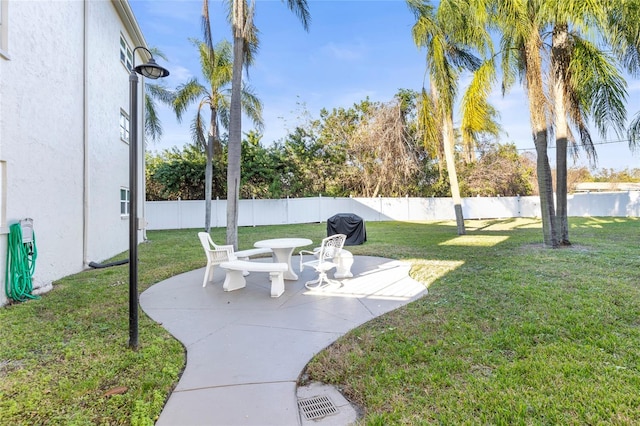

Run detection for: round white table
[[254, 238, 312, 280]]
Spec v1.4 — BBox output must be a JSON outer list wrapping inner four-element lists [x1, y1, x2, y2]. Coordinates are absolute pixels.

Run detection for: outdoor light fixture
[[129, 46, 169, 350], [134, 55, 170, 79]]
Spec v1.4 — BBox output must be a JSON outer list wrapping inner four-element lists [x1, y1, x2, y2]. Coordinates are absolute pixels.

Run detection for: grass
[[1, 218, 639, 424], [306, 218, 640, 424]]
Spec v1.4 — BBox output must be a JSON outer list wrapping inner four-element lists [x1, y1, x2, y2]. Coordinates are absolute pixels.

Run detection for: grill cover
[[327, 213, 366, 245]]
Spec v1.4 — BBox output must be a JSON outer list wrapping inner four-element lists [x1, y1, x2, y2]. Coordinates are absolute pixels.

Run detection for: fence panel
[[145, 201, 180, 230], [145, 192, 639, 230], [348, 198, 393, 221], [568, 192, 631, 217], [317, 197, 362, 221], [464, 196, 523, 219], [628, 191, 640, 217]]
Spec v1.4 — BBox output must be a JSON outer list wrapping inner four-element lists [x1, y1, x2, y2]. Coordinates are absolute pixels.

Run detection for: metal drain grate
[[298, 395, 339, 420]]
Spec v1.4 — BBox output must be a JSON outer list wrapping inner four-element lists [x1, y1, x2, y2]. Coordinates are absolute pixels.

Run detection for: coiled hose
[[5, 223, 39, 302]]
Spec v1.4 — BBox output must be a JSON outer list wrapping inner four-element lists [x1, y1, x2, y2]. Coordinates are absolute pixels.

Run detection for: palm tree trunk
[[443, 114, 465, 235], [226, 0, 245, 249], [525, 32, 558, 247], [534, 129, 557, 247], [555, 163, 569, 242], [204, 107, 218, 233], [204, 138, 213, 232], [432, 80, 465, 235], [553, 24, 570, 246], [554, 106, 569, 245]]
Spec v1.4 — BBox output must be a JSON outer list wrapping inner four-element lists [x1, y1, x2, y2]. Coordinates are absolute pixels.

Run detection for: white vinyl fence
[[145, 191, 640, 230]]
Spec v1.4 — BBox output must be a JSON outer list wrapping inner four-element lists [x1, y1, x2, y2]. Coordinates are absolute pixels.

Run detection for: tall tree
[[492, 0, 559, 247], [490, 0, 631, 247], [171, 38, 262, 232], [409, 0, 492, 235], [549, 12, 627, 245], [347, 98, 423, 197], [224, 0, 310, 249]]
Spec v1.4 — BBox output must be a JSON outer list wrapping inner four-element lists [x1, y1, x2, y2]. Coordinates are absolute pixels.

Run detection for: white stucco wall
[[84, 0, 136, 264], [1, 0, 85, 296], [0, 0, 147, 307]]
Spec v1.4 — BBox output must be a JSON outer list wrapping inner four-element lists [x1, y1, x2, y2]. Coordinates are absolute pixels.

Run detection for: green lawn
[[1, 218, 639, 424]]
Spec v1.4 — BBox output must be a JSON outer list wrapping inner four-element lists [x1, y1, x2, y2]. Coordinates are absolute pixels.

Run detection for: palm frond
[[191, 111, 207, 151], [173, 78, 207, 122], [283, 0, 311, 31], [214, 40, 234, 85], [144, 91, 163, 144], [240, 84, 264, 131], [218, 96, 230, 131], [242, 1, 259, 74], [461, 59, 501, 152], [408, 0, 438, 47], [447, 45, 482, 72], [147, 47, 169, 62], [628, 113, 640, 151], [417, 88, 441, 160], [202, 0, 215, 52], [146, 83, 174, 105], [570, 37, 627, 139]]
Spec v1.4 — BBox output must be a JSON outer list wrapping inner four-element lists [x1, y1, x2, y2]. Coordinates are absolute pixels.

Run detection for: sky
[[129, 0, 640, 172]]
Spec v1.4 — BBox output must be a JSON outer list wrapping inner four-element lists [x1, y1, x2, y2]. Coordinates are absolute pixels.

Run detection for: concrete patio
[[140, 255, 427, 425]]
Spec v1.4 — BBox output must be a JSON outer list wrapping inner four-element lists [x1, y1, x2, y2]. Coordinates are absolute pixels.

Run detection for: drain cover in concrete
[[298, 395, 339, 420]]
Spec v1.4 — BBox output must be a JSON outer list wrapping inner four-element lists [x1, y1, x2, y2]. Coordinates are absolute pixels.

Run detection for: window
[[0, 0, 9, 58], [120, 188, 130, 216], [119, 110, 129, 143], [120, 34, 132, 72]]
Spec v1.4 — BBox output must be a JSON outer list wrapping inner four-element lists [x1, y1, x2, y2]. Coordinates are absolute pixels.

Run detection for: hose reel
[[5, 218, 39, 302]]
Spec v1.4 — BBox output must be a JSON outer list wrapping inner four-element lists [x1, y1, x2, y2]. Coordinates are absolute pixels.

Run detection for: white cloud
[[320, 41, 366, 62], [164, 65, 193, 85]]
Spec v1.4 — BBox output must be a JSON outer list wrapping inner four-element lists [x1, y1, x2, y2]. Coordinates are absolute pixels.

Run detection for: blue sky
[[129, 0, 640, 172]]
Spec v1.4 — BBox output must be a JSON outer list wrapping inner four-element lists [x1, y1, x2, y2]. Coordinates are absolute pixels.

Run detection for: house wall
[[0, 0, 85, 304], [0, 0, 147, 307], [84, 0, 134, 264]]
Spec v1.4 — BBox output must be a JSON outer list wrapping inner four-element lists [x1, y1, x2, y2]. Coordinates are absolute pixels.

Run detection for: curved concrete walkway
[[140, 255, 427, 425]]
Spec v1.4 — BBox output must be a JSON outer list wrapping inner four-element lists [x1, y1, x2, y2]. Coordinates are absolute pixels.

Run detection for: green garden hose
[[5, 223, 39, 302]]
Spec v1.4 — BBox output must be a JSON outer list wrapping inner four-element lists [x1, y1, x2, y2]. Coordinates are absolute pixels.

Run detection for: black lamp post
[[129, 46, 169, 350]]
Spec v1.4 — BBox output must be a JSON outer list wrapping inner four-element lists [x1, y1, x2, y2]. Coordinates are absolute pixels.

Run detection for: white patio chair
[[198, 232, 236, 287], [299, 233, 347, 290], [198, 232, 274, 287]]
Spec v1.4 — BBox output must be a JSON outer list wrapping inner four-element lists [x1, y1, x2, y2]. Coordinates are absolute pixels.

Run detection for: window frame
[[120, 188, 130, 217], [119, 109, 130, 143], [120, 34, 132, 72]]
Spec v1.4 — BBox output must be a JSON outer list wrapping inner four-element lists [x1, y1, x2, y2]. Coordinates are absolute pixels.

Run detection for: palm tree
[[409, 0, 492, 235], [549, 14, 627, 245], [491, 1, 631, 247], [492, 0, 558, 247], [223, 0, 310, 249], [171, 38, 263, 232]]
